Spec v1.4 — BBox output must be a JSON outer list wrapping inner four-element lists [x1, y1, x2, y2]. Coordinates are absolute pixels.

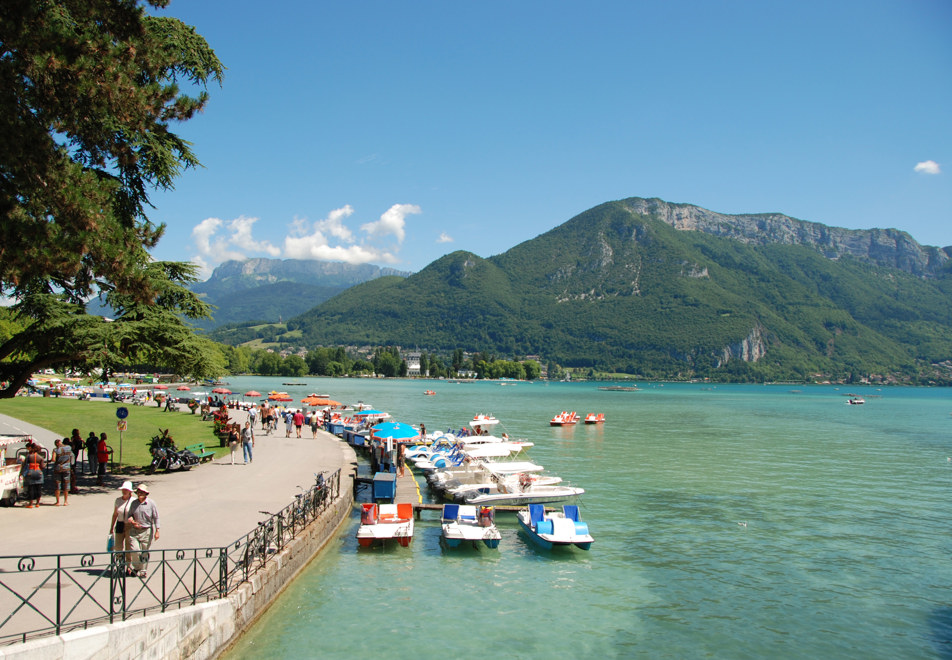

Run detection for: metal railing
[[0, 469, 340, 646]]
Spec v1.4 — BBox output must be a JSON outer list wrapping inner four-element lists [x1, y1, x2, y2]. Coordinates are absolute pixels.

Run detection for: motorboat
[[847, 397, 865, 405], [549, 411, 580, 426], [583, 413, 605, 424], [447, 472, 564, 502], [518, 504, 593, 550], [356, 502, 414, 548], [440, 503, 501, 549], [459, 480, 585, 507]]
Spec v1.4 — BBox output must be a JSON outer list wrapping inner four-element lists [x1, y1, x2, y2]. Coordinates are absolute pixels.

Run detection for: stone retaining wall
[[0, 461, 356, 660]]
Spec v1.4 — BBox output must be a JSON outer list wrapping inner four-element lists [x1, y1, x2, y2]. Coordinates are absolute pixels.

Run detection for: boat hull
[[517, 509, 593, 550]]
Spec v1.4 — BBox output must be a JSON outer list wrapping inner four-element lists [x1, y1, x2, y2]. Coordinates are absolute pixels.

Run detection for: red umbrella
[[244, 390, 261, 398], [301, 395, 341, 407], [212, 387, 232, 394], [153, 384, 168, 390], [176, 385, 191, 391]]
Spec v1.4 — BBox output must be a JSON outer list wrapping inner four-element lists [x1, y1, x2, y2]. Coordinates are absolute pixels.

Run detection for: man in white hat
[[127, 484, 160, 578]]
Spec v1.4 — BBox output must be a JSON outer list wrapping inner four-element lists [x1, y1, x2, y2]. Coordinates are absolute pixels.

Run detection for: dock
[[353, 470, 541, 519]]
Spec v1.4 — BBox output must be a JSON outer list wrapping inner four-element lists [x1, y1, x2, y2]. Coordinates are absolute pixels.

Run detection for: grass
[[0, 397, 230, 473]]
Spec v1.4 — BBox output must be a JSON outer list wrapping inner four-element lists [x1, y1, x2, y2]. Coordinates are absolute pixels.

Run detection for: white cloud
[[914, 160, 941, 175], [191, 203, 421, 272], [437, 232, 454, 243], [360, 204, 421, 243]]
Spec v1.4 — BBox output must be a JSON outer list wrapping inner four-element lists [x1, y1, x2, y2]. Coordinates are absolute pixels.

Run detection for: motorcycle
[[148, 428, 200, 473]]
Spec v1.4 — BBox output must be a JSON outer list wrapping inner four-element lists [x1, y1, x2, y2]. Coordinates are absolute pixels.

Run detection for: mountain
[[280, 197, 952, 383], [192, 259, 410, 330]]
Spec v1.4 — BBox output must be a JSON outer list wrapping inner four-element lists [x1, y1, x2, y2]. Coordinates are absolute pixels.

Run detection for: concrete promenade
[[0, 406, 357, 556]]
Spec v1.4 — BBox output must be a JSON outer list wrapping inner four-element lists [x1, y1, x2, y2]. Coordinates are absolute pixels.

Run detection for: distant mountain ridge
[[192, 259, 410, 329], [278, 196, 952, 383]]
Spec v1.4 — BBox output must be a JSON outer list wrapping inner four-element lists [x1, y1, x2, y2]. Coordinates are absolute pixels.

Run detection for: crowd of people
[[17, 428, 111, 507]]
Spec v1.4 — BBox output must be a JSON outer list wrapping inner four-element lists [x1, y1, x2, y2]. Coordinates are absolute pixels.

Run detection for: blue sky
[[148, 1, 952, 278]]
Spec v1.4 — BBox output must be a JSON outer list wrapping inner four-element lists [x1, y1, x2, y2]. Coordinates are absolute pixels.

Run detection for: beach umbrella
[[153, 384, 168, 390], [176, 385, 191, 391], [301, 395, 341, 407], [370, 421, 419, 441], [244, 390, 261, 398], [212, 387, 232, 394]]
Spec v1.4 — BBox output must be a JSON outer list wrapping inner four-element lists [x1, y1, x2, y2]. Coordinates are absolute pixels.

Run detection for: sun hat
[[135, 484, 150, 494], [119, 481, 134, 492]]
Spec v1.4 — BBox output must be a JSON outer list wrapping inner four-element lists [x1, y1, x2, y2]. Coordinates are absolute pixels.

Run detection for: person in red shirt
[[292, 410, 305, 438]]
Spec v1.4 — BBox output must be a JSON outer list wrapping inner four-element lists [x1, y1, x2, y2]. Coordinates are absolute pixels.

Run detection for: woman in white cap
[[110, 481, 135, 575], [127, 484, 160, 578]]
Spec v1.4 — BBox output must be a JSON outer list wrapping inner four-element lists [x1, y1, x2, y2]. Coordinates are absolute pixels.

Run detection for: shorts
[[54, 470, 70, 491]]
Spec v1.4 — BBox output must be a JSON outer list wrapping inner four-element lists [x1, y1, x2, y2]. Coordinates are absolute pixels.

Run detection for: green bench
[[185, 443, 216, 463]]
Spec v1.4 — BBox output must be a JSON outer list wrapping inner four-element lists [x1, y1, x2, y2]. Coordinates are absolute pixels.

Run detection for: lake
[[221, 378, 952, 659]]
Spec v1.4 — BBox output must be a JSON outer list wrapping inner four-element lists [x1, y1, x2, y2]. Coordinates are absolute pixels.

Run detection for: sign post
[[116, 407, 129, 468]]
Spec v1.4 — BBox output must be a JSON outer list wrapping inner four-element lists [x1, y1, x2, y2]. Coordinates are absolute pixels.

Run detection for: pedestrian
[[398, 441, 406, 477], [293, 409, 304, 438], [110, 481, 135, 575], [227, 423, 240, 465], [96, 432, 109, 486], [241, 421, 255, 464], [52, 438, 73, 505], [85, 431, 99, 477], [164, 395, 173, 411], [20, 442, 45, 508], [310, 410, 319, 439], [420, 422, 426, 440], [68, 429, 83, 493], [248, 405, 258, 429], [284, 410, 294, 437], [127, 484, 160, 578]]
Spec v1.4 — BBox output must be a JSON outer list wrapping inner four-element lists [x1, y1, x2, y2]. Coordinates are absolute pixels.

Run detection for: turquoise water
[[223, 379, 952, 659]]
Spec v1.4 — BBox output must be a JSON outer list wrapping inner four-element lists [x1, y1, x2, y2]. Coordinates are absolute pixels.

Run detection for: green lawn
[[0, 398, 230, 473]]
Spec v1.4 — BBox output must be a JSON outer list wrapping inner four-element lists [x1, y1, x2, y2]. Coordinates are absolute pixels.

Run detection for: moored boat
[[440, 503, 501, 549], [356, 502, 414, 548], [583, 413, 605, 424], [518, 503, 593, 550], [460, 480, 584, 507]]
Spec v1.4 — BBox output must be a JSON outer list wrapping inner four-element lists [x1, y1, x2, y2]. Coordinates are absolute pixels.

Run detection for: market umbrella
[[153, 384, 168, 390], [244, 390, 261, 398], [176, 385, 191, 391], [301, 395, 341, 407], [370, 421, 420, 441], [212, 387, 232, 394]]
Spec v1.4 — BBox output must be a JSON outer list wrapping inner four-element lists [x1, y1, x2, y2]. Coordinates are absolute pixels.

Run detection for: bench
[[185, 443, 216, 463]]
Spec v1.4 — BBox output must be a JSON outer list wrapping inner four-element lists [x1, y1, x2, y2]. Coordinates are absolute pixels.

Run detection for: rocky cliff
[[623, 197, 952, 278]]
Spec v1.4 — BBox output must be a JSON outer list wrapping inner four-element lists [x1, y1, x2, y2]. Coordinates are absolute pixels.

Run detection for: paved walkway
[[0, 408, 357, 556]]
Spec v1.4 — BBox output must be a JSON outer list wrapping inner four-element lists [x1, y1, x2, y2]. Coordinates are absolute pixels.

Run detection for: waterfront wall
[[0, 456, 356, 660]]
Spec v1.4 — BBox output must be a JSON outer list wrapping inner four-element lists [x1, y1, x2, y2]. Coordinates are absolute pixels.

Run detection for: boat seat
[[563, 505, 580, 522], [441, 503, 459, 522], [528, 503, 545, 524], [397, 502, 413, 521]]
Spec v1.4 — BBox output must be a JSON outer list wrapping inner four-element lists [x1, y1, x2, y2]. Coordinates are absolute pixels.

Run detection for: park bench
[[184, 443, 215, 463]]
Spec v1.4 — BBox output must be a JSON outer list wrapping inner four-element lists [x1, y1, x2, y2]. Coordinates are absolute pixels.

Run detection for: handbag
[[114, 521, 125, 534], [107, 535, 115, 552]]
